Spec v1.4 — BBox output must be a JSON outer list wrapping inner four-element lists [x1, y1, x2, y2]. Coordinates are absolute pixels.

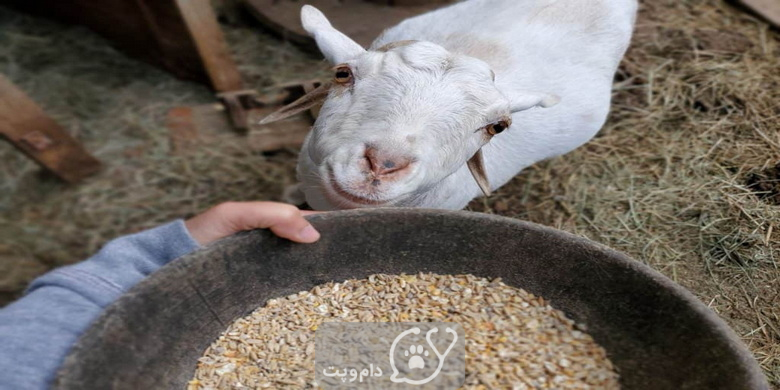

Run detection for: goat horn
[[467, 148, 491, 197], [258, 83, 332, 125]]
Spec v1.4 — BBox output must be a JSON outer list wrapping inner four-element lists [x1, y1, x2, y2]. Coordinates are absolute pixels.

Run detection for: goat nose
[[364, 148, 412, 179]]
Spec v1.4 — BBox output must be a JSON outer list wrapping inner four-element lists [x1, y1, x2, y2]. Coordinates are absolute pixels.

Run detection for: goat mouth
[[326, 175, 387, 207]]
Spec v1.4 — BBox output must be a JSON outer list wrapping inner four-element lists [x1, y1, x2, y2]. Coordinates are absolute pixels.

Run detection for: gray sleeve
[[0, 220, 200, 390]]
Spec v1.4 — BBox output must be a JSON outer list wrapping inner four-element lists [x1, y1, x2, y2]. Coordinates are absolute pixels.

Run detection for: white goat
[[262, 0, 638, 210]]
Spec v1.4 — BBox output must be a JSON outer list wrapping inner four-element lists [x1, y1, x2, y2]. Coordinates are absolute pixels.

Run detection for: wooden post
[[175, 0, 244, 92], [0, 75, 100, 183]]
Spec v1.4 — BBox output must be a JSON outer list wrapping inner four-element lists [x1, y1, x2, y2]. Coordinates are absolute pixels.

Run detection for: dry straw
[[0, 0, 776, 384]]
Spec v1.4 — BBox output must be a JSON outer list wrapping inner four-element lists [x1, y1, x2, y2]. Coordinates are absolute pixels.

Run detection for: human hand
[[184, 202, 320, 246]]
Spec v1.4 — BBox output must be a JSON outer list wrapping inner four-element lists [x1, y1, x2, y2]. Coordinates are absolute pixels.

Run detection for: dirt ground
[[0, 0, 778, 386]]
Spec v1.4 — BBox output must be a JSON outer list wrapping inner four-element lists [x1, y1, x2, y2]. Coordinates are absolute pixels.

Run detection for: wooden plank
[[247, 107, 312, 151], [366, 0, 452, 5], [243, 0, 447, 48], [739, 0, 780, 27], [4, 0, 243, 91], [247, 80, 321, 151], [5, 0, 202, 83], [167, 81, 323, 154], [217, 90, 262, 129], [0, 75, 100, 183], [166, 106, 201, 154], [166, 103, 240, 155], [166, 103, 312, 154], [175, 0, 244, 92]]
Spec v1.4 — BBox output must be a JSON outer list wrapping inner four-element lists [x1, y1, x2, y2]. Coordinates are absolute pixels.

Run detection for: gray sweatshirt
[[0, 220, 200, 390]]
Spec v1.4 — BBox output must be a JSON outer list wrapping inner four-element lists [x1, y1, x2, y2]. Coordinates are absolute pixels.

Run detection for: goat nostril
[[363, 147, 411, 178], [372, 179, 381, 187]]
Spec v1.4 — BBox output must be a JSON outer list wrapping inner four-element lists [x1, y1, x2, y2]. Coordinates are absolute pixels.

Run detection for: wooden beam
[[175, 0, 244, 92], [366, 0, 453, 5], [243, 0, 446, 48], [167, 80, 323, 154], [0, 75, 100, 183], [738, 0, 780, 27], [5, 0, 243, 91]]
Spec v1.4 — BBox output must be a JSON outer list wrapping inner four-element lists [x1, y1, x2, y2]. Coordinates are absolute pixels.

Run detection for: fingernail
[[298, 225, 320, 242]]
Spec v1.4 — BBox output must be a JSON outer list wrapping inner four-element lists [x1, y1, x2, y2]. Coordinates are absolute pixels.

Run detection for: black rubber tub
[[54, 209, 768, 389]]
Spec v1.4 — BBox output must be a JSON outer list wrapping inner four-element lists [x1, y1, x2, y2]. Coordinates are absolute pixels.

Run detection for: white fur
[[298, 0, 637, 210], [301, 5, 365, 64]]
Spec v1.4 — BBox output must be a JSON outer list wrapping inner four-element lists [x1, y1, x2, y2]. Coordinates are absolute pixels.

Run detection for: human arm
[[0, 202, 318, 390]]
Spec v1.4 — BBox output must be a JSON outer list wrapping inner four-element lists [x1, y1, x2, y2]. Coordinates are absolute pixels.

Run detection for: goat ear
[[301, 5, 366, 64], [508, 91, 561, 113], [467, 148, 491, 197]]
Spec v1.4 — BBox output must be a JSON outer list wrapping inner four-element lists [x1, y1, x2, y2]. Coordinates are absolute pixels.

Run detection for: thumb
[[186, 202, 321, 245]]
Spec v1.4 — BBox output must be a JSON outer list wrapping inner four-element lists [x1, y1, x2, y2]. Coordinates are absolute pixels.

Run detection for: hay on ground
[[0, 0, 777, 385]]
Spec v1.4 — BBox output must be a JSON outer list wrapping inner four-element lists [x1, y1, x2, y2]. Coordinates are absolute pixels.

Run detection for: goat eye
[[486, 119, 511, 136], [334, 66, 353, 84]]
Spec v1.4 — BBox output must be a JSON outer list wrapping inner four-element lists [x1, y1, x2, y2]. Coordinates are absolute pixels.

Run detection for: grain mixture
[[189, 274, 619, 389]]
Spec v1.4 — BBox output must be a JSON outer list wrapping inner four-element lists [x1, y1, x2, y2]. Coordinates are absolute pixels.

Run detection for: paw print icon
[[405, 345, 429, 369], [389, 327, 458, 385]]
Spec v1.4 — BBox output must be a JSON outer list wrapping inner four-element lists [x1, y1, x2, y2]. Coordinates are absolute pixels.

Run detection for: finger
[[220, 202, 321, 243]]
